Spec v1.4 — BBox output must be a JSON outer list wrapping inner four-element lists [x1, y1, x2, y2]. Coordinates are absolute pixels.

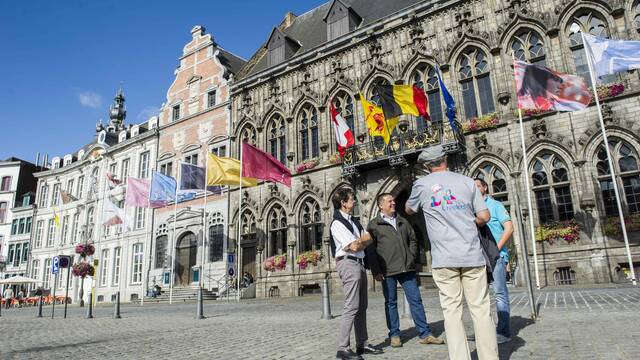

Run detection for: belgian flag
[[375, 84, 430, 120]]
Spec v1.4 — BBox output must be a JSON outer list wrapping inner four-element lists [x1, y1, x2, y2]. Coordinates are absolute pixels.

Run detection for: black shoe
[[336, 350, 363, 360], [356, 344, 383, 355]]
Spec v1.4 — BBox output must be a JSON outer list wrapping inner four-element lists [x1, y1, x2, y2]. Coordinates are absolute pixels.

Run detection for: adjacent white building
[[29, 90, 159, 303]]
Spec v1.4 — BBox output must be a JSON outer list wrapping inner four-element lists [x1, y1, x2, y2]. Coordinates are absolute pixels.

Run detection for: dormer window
[[325, 0, 361, 41], [266, 28, 300, 67]]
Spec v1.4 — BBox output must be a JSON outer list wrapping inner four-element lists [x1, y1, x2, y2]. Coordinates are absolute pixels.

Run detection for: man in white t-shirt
[[406, 145, 498, 360]]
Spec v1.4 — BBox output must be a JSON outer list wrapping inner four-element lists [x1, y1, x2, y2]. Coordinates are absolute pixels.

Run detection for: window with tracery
[[241, 210, 256, 246], [595, 139, 640, 216], [208, 212, 225, 262], [267, 205, 287, 256], [473, 163, 509, 204], [238, 124, 257, 155], [267, 114, 287, 164], [298, 104, 319, 161], [531, 152, 575, 224], [634, 1, 640, 29], [511, 29, 546, 66], [299, 198, 323, 252], [332, 91, 355, 132], [458, 48, 495, 119], [411, 63, 442, 129], [567, 11, 616, 84]]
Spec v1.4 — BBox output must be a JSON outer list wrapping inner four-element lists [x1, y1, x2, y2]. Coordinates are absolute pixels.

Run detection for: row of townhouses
[[2, 0, 640, 302]]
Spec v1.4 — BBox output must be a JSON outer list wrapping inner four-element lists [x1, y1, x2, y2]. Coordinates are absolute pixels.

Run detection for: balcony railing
[[341, 121, 463, 175]]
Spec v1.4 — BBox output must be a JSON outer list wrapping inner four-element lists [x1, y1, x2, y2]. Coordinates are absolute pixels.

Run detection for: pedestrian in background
[[406, 145, 499, 360]]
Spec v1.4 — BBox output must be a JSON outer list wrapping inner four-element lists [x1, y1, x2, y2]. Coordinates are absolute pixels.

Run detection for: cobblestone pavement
[[1, 285, 639, 359]]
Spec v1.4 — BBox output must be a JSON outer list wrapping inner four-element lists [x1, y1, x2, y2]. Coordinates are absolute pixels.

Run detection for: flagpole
[[169, 161, 181, 304], [582, 32, 637, 285], [511, 52, 541, 289], [236, 144, 243, 302], [201, 162, 209, 288], [92, 159, 109, 306]]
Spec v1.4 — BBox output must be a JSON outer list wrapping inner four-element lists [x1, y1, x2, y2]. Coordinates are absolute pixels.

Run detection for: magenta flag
[[242, 142, 292, 187], [125, 177, 151, 208]]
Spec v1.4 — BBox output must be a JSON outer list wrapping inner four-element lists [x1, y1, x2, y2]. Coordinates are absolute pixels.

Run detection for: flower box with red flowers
[[263, 254, 287, 272], [461, 113, 499, 134], [535, 220, 580, 245], [295, 158, 319, 173]]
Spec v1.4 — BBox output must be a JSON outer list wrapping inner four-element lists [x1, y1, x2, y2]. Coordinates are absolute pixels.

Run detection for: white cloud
[[137, 106, 160, 121], [78, 91, 102, 108]]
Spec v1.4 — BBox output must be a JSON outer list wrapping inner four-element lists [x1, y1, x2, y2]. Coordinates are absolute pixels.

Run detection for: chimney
[[35, 152, 40, 168], [280, 12, 296, 29], [43, 154, 48, 169]]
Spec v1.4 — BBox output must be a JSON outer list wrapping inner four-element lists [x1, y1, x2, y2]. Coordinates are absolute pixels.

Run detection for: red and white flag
[[329, 100, 355, 157], [106, 172, 122, 189]]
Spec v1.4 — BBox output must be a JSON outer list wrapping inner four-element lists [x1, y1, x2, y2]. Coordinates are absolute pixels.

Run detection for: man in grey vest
[[406, 145, 499, 360], [331, 187, 380, 360]]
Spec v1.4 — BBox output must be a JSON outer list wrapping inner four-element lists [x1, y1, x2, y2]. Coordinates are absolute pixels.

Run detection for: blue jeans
[[492, 257, 511, 337], [382, 271, 432, 339]]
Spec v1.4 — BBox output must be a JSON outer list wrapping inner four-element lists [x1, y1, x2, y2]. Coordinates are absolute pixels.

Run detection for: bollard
[[37, 295, 43, 318], [401, 291, 410, 318], [196, 287, 205, 320], [113, 291, 121, 319], [86, 293, 93, 319], [321, 274, 332, 320]]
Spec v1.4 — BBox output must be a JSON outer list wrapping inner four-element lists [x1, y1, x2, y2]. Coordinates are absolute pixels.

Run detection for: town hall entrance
[[176, 232, 197, 285]]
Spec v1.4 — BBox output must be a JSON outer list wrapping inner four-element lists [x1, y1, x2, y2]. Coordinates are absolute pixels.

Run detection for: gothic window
[[332, 91, 355, 131], [368, 77, 392, 147], [267, 114, 287, 164], [238, 124, 257, 156], [473, 163, 509, 204], [531, 152, 575, 224], [267, 205, 287, 256], [411, 63, 442, 129], [595, 139, 640, 216], [298, 104, 319, 161], [511, 29, 546, 66], [299, 198, 323, 252], [458, 48, 495, 119], [635, 2, 640, 29], [155, 235, 167, 269], [241, 210, 257, 246], [208, 212, 225, 262], [567, 11, 616, 84]]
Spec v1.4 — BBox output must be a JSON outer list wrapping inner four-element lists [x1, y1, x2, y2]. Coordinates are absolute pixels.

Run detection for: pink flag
[[125, 177, 151, 208], [242, 142, 292, 187], [330, 101, 355, 157]]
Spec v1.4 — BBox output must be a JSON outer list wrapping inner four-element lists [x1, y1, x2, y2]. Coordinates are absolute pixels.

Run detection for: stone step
[[134, 287, 218, 304]]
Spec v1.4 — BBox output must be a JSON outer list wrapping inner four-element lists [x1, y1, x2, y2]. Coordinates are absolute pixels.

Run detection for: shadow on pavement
[[470, 315, 535, 360], [371, 320, 445, 349]]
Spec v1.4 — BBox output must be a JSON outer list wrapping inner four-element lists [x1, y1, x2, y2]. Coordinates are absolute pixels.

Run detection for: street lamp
[[75, 224, 95, 307]]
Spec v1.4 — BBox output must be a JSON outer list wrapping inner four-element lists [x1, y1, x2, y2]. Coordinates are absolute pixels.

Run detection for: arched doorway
[[176, 232, 197, 285]]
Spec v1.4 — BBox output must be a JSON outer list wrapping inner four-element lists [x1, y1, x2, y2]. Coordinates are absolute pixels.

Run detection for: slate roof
[[218, 47, 247, 76], [237, 0, 427, 79]]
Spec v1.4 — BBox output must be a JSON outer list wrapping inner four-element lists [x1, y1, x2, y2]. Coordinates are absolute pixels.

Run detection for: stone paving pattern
[[1, 286, 639, 359]]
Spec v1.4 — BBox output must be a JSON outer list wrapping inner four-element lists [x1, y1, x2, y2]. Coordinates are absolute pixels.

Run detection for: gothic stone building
[[29, 90, 158, 303], [151, 26, 245, 294], [229, 0, 640, 297]]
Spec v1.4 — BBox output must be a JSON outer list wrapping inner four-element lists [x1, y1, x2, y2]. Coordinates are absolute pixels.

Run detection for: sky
[[0, 0, 327, 163]]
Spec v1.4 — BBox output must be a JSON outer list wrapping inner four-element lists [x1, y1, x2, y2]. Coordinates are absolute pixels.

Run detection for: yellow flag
[[360, 94, 398, 144], [53, 207, 60, 227], [207, 153, 257, 187]]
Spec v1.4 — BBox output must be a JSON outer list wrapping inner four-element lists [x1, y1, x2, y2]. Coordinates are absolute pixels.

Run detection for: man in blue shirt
[[474, 178, 514, 344]]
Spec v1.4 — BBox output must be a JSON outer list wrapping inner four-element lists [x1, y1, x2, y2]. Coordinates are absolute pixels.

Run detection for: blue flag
[[180, 163, 206, 190], [436, 65, 458, 133], [149, 171, 176, 208], [583, 33, 640, 79]]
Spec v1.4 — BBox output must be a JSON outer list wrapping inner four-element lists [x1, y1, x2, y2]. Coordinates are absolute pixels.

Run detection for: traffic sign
[[228, 267, 235, 277], [52, 256, 60, 274], [227, 254, 235, 263]]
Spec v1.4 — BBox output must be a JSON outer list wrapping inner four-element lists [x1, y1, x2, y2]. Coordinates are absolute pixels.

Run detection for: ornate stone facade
[[229, 0, 640, 296]]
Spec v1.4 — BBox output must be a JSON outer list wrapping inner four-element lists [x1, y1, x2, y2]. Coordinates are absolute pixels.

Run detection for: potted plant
[[296, 250, 323, 270], [263, 254, 287, 272], [535, 220, 580, 245]]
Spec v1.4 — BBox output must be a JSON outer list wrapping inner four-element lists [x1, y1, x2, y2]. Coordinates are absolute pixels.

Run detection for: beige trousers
[[432, 266, 498, 360]]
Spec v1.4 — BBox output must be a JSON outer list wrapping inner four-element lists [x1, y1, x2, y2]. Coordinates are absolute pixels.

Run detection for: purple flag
[[125, 177, 151, 208]]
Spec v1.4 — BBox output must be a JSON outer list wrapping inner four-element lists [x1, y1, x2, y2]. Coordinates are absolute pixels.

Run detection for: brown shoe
[[390, 336, 402, 347], [418, 335, 445, 345]]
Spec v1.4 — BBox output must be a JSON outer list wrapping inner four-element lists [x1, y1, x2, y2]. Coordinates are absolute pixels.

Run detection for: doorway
[[176, 232, 197, 285]]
